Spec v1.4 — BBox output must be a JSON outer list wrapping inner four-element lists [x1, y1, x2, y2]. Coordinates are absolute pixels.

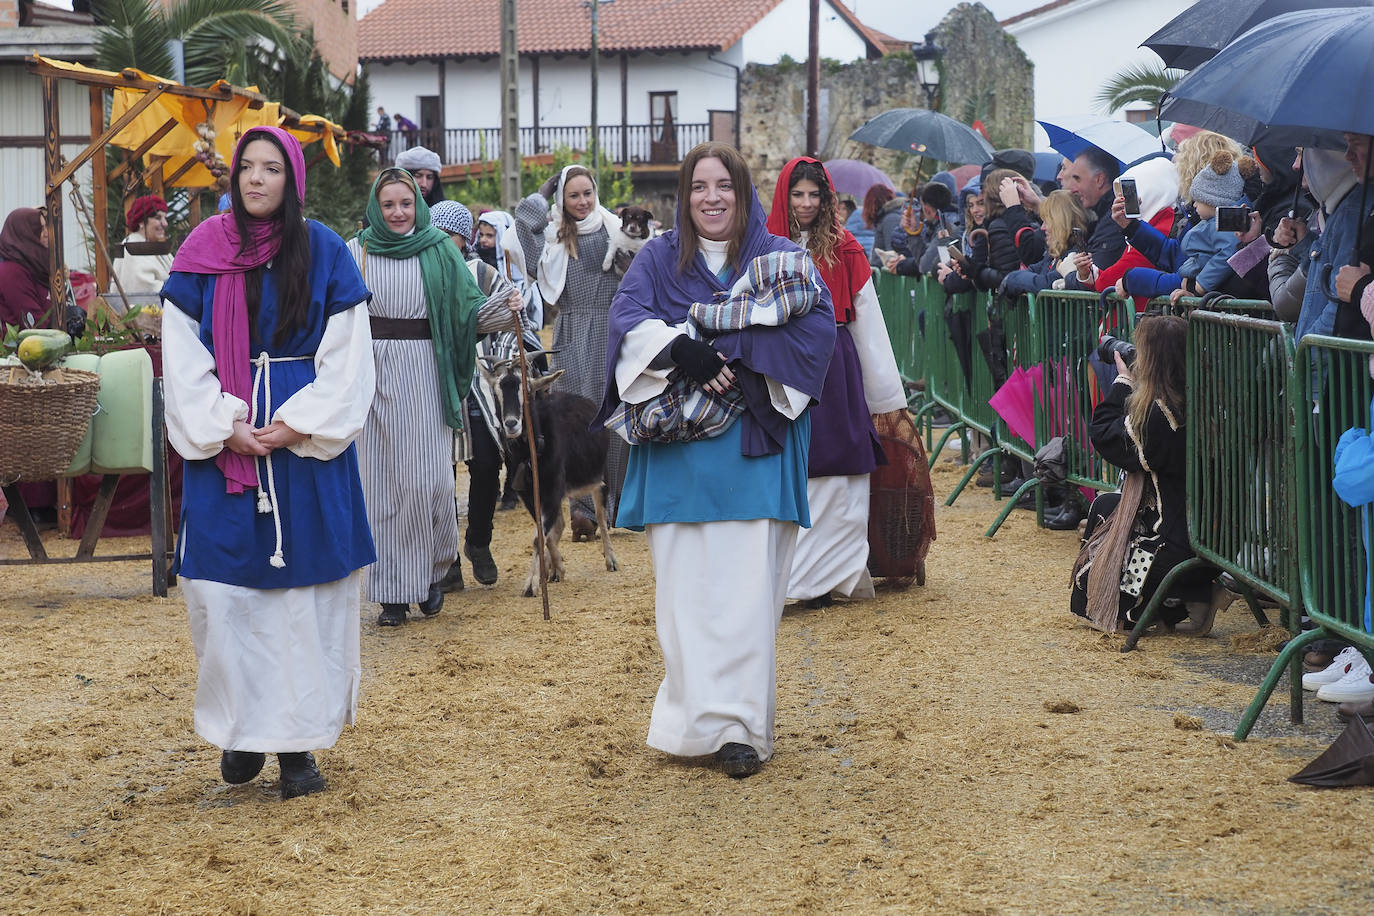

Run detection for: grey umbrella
[[848, 109, 994, 165], [1142, 0, 1374, 70]]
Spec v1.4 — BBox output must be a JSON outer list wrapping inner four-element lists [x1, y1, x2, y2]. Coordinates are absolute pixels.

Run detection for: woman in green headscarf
[[349, 168, 521, 627]]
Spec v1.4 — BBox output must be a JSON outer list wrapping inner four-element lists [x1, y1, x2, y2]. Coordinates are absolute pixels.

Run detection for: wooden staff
[[512, 307, 551, 620]]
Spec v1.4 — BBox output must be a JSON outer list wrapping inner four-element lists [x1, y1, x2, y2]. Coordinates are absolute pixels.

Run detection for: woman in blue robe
[[596, 142, 834, 778]]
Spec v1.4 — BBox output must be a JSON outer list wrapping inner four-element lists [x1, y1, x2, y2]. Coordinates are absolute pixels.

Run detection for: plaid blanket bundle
[[606, 250, 821, 444]]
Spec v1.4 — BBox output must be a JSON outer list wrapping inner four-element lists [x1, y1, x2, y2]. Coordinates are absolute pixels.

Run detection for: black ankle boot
[[220, 750, 265, 784], [278, 752, 326, 800], [437, 559, 465, 593], [377, 603, 408, 627], [417, 583, 444, 617], [1042, 499, 1086, 530]]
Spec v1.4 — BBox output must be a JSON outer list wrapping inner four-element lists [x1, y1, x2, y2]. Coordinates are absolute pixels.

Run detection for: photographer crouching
[[1069, 315, 1234, 634]]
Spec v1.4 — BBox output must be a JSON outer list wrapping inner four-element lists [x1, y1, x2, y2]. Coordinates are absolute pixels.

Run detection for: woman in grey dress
[[515, 165, 627, 527]]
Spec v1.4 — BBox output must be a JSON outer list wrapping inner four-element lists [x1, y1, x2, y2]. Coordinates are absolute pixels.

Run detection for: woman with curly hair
[[766, 157, 906, 606]]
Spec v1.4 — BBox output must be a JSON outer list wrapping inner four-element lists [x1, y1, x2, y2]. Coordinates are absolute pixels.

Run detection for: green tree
[[92, 0, 298, 88], [1094, 61, 1184, 116]]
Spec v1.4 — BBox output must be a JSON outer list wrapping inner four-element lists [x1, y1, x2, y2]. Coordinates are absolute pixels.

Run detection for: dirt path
[[2, 459, 1372, 913]]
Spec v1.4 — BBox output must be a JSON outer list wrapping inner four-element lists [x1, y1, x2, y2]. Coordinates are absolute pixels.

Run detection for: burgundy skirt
[[807, 325, 885, 478]]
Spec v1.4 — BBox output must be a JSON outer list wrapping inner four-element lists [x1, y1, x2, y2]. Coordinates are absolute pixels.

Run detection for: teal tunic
[[615, 413, 812, 531]]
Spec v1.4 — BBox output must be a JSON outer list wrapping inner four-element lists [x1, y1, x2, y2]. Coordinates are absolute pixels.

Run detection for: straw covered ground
[[2, 457, 1373, 914]]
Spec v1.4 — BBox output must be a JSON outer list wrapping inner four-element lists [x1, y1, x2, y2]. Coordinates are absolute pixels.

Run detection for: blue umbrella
[[1161, 7, 1374, 147], [1036, 117, 1164, 172], [1142, 0, 1374, 70], [1033, 151, 1064, 184]]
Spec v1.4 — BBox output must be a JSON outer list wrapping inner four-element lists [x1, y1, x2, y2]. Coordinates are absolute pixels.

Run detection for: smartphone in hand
[[1116, 178, 1140, 219], [1070, 226, 1087, 249], [1216, 206, 1252, 233]]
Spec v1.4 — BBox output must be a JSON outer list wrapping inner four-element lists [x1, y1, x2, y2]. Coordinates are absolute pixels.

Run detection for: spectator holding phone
[[1095, 157, 1181, 310], [1269, 148, 1353, 320], [1112, 151, 1252, 304], [1063, 146, 1127, 290], [999, 190, 1089, 296]]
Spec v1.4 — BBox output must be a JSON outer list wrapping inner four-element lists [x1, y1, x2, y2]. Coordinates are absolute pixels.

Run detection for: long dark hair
[[231, 131, 312, 347], [787, 159, 841, 267], [1127, 314, 1187, 445], [675, 142, 753, 274]]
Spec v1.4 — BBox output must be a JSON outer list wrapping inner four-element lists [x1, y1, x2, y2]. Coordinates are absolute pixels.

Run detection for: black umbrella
[[848, 109, 994, 165], [1142, 0, 1374, 70]]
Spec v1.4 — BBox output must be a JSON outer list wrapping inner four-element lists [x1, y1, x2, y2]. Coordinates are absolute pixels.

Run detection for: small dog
[[602, 205, 654, 277]]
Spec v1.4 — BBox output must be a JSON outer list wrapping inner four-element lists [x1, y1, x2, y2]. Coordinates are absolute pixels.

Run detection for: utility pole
[[806, 0, 819, 157], [500, 0, 520, 210], [586, 0, 612, 170]]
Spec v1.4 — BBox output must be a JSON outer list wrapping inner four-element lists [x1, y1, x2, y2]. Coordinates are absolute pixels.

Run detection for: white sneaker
[[1302, 647, 1364, 690], [1315, 656, 1374, 703]]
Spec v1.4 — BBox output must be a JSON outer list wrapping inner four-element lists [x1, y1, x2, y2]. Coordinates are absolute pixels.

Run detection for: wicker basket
[[0, 365, 101, 483]]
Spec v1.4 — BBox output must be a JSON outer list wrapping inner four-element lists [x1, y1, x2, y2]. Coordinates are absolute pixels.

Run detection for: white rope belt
[[249, 352, 311, 569]]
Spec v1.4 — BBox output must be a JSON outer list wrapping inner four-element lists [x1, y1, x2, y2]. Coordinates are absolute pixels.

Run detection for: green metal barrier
[[1121, 314, 1296, 679], [1232, 334, 1374, 739]]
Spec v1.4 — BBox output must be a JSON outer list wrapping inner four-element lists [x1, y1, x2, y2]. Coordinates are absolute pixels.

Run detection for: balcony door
[[649, 91, 678, 163]]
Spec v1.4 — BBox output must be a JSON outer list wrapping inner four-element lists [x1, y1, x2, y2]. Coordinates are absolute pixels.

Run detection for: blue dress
[[161, 221, 376, 589]]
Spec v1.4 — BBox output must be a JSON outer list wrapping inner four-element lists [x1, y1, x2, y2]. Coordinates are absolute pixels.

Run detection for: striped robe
[[347, 239, 513, 604]]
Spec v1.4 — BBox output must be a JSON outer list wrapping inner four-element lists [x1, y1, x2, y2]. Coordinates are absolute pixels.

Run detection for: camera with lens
[[1097, 335, 1136, 368]]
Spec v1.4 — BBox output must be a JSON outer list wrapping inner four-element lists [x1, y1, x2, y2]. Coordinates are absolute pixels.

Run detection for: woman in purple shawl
[[596, 143, 835, 778], [161, 127, 375, 800]]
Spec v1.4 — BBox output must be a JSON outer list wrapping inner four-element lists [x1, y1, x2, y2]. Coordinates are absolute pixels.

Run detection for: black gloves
[[669, 335, 725, 384]]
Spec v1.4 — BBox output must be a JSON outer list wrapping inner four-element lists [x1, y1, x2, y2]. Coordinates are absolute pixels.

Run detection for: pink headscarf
[[170, 126, 307, 494]]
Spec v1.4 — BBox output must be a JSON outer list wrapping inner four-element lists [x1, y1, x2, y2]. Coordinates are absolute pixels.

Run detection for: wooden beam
[[48, 84, 166, 193], [44, 75, 65, 322], [162, 156, 199, 188], [89, 85, 110, 292], [107, 118, 178, 183], [27, 56, 266, 106]]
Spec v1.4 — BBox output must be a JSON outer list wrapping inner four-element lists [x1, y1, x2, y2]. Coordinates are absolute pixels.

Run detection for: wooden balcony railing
[[381, 123, 711, 168]]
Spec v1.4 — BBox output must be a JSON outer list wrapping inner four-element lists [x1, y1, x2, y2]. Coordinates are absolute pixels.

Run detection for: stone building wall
[[740, 2, 1032, 204]]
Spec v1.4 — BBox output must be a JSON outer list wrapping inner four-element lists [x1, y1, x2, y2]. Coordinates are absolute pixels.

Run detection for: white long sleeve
[[847, 278, 907, 413], [161, 303, 248, 461], [615, 318, 681, 404], [273, 303, 376, 461]]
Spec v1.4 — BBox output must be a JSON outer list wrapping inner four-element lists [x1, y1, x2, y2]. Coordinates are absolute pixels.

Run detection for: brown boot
[[1337, 695, 1374, 723], [1174, 583, 1237, 637]]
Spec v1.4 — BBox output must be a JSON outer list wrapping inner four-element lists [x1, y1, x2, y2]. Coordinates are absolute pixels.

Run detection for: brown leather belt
[[370, 317, 431, 339]]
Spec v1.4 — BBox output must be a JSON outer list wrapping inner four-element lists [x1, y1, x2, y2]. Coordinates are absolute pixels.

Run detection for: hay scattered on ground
[[2, 459, 1373, 912], [1230, 625, 1292, 654]]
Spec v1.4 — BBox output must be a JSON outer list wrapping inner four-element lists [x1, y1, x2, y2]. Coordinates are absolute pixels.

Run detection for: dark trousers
[[465, 396, 502, 549]]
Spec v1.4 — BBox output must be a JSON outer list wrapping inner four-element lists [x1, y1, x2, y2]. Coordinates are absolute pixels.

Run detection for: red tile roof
[[360, 0, 886, 62]]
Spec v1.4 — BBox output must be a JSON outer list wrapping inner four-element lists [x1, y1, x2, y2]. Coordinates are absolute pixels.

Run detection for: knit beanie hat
[[431, 200, 473, 241], [394, 145, 442, 174], [125, 194, 167, 230], [1189, 150, 1245, 207]]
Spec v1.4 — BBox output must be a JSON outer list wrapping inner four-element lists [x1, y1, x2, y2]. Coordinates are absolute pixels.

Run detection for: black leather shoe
[[220, 750, 265, 784], [377, 603, 408, 627], [716, 742, 763, 778], [278, 752, 326, 800], [998, 477, 1027, 499], [1042, 501, 1085, 531], [465, 542, 499, 585], [437, 560, 465, 593], [417, 583, 443, 617]]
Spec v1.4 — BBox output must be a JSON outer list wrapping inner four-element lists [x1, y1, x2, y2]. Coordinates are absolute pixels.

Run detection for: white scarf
[[537, 164, 621, 304]]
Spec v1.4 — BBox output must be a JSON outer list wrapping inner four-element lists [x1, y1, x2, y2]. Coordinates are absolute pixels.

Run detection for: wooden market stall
[[1, 56, 346, 596]]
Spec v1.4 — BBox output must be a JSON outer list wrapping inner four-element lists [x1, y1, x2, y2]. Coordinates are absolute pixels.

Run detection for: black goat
[[477, 362, 619, 597]]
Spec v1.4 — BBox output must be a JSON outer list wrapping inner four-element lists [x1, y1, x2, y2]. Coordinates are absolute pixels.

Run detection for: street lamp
[[911, 30, 943, 110]]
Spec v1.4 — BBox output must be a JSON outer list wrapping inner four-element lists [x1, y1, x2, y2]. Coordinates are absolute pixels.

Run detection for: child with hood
[[1096, 156, 1181, 311], [1114, 151, 1254, 303]]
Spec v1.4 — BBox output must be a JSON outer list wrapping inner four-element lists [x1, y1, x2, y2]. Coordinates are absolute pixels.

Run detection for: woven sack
[[0, 365, 100, 483]]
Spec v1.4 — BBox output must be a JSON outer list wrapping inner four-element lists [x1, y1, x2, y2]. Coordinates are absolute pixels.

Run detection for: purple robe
[[596, 192, 836, 455]]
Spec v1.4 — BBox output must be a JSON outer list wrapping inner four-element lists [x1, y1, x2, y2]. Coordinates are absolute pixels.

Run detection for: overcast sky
[[844, 1, 1045, 41]]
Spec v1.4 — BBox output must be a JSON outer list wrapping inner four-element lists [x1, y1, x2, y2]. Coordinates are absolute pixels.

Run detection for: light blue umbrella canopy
[[1160, 7, 1374, 149], [1036, 117, 1165, 171], [848, 109, 994, 165]]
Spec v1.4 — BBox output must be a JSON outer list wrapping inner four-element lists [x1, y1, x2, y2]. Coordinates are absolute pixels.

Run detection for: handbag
[[1119, 503, 1164, 598]]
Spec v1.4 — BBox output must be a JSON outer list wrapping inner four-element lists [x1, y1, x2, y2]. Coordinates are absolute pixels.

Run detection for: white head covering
[[537, 164, 621, 304], [477, 209, 514, 281], [1119, 155, 1181, 223]]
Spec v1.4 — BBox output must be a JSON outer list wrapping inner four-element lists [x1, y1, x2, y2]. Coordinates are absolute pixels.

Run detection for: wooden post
[[148, 154, 165, 196], [532, 57, 541, 154], [43, 75, 65, 323], [89, 86, 109, 292], [806, 0, 819, 158], [189, 192, 201, 227]]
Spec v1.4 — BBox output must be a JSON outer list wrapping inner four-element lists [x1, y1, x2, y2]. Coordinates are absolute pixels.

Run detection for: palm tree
[[92, 0, 298, 88], [1094, 61, 1186, 116]]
